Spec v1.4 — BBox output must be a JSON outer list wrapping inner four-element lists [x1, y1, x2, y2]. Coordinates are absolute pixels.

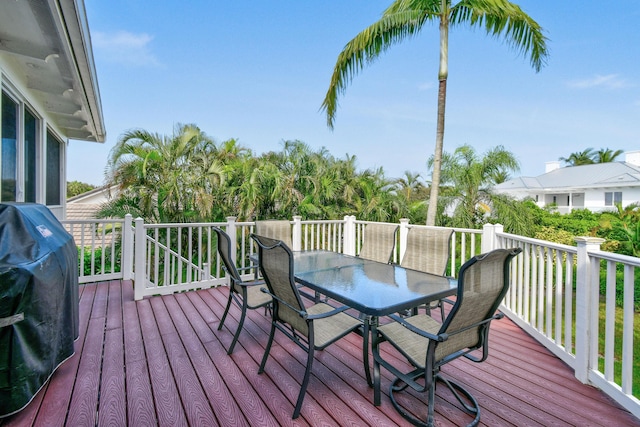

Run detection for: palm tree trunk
[[426, 3, 449, 226]]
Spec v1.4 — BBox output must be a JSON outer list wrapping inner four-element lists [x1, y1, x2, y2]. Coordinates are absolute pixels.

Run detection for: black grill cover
[[0, 203, 79, 417]]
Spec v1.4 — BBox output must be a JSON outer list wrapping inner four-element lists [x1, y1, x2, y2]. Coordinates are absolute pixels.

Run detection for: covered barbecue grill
[[0, 203, 79, 417]]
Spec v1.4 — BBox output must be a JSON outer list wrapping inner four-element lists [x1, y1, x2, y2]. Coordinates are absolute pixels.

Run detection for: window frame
[[45, 129, 63, 206], [604, 191, 623, 207], [1, 82, 47, 205]]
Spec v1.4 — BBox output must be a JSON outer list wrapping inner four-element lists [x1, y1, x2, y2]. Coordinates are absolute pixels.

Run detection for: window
[[24, 108, 37, 202], [605, 191, 622, 206], [46, 130, 62, 206], [1, 92, 18, 201], [2, 89, 42, 203]]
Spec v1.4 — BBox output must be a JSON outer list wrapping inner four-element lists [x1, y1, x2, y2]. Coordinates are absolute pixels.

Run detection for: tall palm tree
[[322, 0, 548, 225]]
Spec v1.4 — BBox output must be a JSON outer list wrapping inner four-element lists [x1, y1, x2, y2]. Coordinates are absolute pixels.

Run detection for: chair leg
[[226, 301, 247, 355], [293, 345, 315, 419], [217, 289, 234, 330], [388, 371, 480, 427], [439, 376, 480, 425], [258, 321, 277, 374], [426, 368, 437, 427]]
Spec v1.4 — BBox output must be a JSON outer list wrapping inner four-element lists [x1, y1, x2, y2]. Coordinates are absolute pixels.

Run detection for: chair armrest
[[444, 312, 503, 338], [236, 265, 257, 273], [233, 279, 265, 287], [260, 287, 306, 317], [305, 305, 352, 320], [386, 314, 447, 342]]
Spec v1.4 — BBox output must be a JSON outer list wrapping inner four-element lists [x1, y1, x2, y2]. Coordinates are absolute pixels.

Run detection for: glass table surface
[[293, 251, 457, 316]]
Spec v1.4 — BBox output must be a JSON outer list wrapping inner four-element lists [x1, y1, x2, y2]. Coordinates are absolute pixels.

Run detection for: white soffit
[[0, 0, 105, 142]]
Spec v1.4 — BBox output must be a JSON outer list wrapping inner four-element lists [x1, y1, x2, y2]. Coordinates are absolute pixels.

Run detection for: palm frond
[[451, 0, 549, 72], [321, 8, 436, 128]]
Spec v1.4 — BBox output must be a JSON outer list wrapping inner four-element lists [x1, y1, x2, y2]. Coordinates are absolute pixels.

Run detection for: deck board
[[1, 280, 638, 427]]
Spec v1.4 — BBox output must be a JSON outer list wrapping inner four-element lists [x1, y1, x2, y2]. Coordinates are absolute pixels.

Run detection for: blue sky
[[69, 0, 640, 186]]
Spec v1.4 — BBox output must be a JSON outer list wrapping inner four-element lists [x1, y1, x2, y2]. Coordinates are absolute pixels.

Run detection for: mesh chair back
[[251, 234, 308, 336], [358, 223, 398, 263], [213, 227, 243, 293], [401, 227, 453, 275], [255, 220, 293, 248], [435, 248, 520, 360]]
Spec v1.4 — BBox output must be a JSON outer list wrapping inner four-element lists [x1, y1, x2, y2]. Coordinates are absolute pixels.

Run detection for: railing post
[[226, 216, 237, 265], [399, 218, 410, 262], [133, 217, 146, 301], [292, 216, 302, 251], [122, 214, 133, 280], [344, 215, 356, 256], [482, 223, 502, 253], [574, 236, 605, 383]]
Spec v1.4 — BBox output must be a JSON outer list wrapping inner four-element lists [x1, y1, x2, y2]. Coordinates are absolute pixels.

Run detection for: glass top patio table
[[293, 251, 457, 316], [291, 250, 457, 387]]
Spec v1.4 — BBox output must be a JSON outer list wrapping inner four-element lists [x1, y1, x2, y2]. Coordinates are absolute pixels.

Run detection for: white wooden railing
[[484, 223, 639, 419], [61, 215, 133, 284], [62, 215, 638, 419]]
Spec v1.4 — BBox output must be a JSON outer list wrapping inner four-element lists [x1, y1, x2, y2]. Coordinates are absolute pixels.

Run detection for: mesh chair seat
[[306, 303, 361, 348], [377, 314, 440, 369], [245, 284, 273, 309]]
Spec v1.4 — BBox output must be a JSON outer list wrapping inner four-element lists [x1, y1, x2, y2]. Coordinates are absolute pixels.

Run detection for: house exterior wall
[[0, 0, 104, 220], [584, 187, 640, 212], [517, 187, 640, 214]]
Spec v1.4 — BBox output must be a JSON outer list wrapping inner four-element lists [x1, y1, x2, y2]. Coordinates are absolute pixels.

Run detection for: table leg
[[361, 315, 378, 387], [371, 319, 382, 406]]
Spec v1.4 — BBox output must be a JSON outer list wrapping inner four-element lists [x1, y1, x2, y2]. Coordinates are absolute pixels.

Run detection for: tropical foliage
[[100, 124, 639, 263], [100, 125, 427, 225], [321, 0, 548, 226], [432, 144, 524, 230], [559, 147, 624, 166], [67, 180, 96, 198]]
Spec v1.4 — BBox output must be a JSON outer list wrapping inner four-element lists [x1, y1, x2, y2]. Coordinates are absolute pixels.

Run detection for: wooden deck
[[2, 280, 638, 427]]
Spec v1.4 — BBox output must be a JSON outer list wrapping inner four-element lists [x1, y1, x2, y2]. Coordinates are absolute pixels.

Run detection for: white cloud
[[92, 31, 161, 67], [417, 82, 433, 91], [567, 74, 631, 89]]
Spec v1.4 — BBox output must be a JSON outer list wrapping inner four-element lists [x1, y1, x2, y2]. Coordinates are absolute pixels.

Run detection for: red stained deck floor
[[2, 280, 638, 426]]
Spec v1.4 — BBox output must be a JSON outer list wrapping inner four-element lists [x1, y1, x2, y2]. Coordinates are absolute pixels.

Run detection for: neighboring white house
[[0, 0, 105, 219], [494, 151, 640, 214]]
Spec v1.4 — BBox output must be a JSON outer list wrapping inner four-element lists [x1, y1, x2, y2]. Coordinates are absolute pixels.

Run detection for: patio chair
[[401, 227, 453, 276], [251, 234, 361, 419], [358, 223, 398, 264], [400, 226, 454, 319], [254, 220, 293, 248], [372, 247, 522, 427], [214, 227, 272, 355]]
